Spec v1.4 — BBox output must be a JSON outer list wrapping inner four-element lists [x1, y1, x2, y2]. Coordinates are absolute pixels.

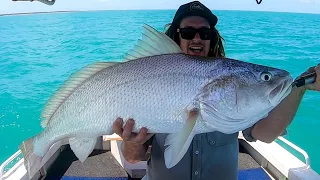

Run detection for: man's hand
[[112, 118, 154, 163], [304, 64, 320, 91]]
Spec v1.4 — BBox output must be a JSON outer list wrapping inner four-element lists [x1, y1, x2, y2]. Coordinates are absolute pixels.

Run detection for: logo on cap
[[190, 2, 204, 11]]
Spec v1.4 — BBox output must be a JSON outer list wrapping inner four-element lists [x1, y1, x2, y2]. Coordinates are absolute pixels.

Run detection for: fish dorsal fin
[[40, 62, 119, 128], [124, 24, 182, 61]]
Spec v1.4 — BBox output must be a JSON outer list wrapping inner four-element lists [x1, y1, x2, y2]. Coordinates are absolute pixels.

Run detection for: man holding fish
[[18, 1, 320, 180], [112, 1, 320, 179]]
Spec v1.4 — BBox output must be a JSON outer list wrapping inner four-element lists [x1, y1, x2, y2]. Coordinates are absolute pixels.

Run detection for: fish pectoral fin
[[164, 109, 198, 168], [69, 137, 97, 162]]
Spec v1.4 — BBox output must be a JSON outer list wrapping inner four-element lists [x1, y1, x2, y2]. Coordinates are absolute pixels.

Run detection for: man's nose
[[193, 33, 201, 42]]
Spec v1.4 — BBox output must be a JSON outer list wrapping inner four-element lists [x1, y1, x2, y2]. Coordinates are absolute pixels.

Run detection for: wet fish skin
[[41, 54, 290, 133], [19, 24, 293, 179]]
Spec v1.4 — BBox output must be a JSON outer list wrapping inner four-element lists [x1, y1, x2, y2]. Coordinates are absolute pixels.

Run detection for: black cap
[[171, 1, 218, 27]]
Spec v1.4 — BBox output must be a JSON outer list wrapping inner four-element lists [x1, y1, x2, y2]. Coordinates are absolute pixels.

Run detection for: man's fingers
[[135, 127, 149, 144], [300, 66, 315, 77], [112, 117, 123, 136], [122, 118, 135, 141], [135, 128, 155, 144], [112, 118, 154, 144], [305, 65, 320, 91]]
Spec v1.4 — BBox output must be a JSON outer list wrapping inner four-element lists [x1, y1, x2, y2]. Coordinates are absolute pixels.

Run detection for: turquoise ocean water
[[0, 10, 319, 173]]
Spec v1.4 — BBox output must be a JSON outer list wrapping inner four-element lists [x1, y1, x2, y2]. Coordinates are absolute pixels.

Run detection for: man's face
[[178, 16, 211, 57]]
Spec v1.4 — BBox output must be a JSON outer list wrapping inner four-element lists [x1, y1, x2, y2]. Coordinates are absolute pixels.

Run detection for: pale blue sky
[[1, 0, 320, 14]]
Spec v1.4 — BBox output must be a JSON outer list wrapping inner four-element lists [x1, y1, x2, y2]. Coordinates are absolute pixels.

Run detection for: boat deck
[[2, 134, 318, 180], [42, 143, 272, 180]]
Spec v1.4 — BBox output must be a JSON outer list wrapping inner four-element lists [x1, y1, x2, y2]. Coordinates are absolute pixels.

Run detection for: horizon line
[[1, 8, 320, 17]]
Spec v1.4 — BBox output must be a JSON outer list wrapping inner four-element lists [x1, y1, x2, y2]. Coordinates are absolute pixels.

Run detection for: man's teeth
[[189, 46, 203, 52]]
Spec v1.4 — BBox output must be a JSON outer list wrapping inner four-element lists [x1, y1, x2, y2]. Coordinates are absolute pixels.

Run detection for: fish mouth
[[269, 78, 293, 106]]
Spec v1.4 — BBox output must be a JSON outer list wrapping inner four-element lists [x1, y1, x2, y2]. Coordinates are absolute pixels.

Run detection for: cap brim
[[173, 11, 218, 26]]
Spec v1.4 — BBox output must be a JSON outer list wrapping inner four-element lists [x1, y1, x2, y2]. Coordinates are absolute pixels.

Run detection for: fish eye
[[261, 72, 272, 81]]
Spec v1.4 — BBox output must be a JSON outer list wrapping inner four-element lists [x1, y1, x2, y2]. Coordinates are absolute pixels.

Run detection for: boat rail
[[0, 150, 23, 180], [277, 136, 310, 168], [0, 136, 312, 180]]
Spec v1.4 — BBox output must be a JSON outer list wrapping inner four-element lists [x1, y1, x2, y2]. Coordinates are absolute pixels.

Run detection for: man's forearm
[[121, 141, 149, 163], [251, 86, 306, 143]]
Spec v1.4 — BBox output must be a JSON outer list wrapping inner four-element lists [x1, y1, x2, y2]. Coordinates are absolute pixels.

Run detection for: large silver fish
[[20, 24, 293, 179]]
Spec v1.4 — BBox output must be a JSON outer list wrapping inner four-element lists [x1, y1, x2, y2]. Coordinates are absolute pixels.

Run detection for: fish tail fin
[[19, 137, 43, 179]]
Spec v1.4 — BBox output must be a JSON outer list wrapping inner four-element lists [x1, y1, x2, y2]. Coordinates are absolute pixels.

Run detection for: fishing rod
[[292, 71, 317, 88], [12, 0, 55, 5], [256, 0, 263, 4]]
